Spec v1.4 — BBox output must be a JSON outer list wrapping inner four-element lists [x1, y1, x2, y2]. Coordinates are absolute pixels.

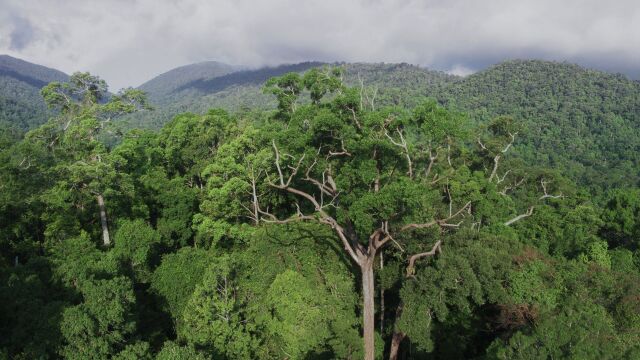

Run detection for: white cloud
[[447, 65, 475, 77], [1, 0, 639, 89]]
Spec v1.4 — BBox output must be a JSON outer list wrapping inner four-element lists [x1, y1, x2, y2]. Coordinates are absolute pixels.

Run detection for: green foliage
[[0, 55, 68, 131], [112, 219, 161, 282], [156, 341, 210, 360], [397, 232, 517, 354], [507, 260, 559, 311], [0, 258, 66, 359], [118, 62, 455, 131], [439, 60, 640, 189], [601, 188, 640, 249], [239, 224, 362, 359], [180, 256, 256, 359], [151, 247, 214, 330], [1, 64, 639, 359], [60, 277, 137, 359]]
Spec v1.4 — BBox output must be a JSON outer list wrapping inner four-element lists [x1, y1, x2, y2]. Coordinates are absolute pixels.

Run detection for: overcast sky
[[1, 0, 639, 90]]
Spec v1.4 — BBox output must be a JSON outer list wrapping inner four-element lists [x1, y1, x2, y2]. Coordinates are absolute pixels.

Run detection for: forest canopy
[[0, 67, 639, 360]]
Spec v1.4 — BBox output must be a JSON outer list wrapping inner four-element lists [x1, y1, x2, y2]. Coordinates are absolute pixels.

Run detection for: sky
[[1, 0, 639, 90]]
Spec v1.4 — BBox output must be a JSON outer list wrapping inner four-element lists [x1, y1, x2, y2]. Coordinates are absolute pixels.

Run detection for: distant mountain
[[0, 55, 68, 132], [3, 55, 637, 189], [124, 62, 326, 129], [126, 59, 640, 189], [436, 60, 640, 188], [122, 61, 458, 129], [139, 61, 239, 102]]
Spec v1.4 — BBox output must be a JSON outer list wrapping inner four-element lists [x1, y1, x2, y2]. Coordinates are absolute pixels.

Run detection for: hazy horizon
[[2, 0, 639, 89]]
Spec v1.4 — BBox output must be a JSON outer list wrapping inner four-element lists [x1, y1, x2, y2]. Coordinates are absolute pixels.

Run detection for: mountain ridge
[[2, 55, 639, 188], [0, 55, 68, 131]]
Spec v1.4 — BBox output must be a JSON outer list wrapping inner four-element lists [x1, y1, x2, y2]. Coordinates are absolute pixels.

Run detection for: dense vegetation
[[123, 59, 640, 190], [4, 55, 637, 191], [0, 64, 639, 359], [121, 62, 456, 130], [0, 55, 67, 131], [437, 60, 640, 190]]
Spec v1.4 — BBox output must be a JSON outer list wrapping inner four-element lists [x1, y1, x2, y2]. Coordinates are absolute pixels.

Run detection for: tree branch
[[406, 240, 442, 277], [539, 178, 563, 200], [504, 206, 534, 226], [385, 128, 413, 178], [399, 201, 471, 232], [265, 141, 362, 264]]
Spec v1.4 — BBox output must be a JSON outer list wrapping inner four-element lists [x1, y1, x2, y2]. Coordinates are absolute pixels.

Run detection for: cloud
[[447, 65, 475, 77], [1, 0, 639, 89], [7, 16, 35, 51]]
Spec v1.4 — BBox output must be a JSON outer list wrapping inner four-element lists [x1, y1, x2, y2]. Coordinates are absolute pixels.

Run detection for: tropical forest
[[1, 54, 639, 360]]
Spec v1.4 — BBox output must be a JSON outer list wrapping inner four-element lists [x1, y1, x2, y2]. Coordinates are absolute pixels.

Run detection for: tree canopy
[[0, 66, 638, 360]]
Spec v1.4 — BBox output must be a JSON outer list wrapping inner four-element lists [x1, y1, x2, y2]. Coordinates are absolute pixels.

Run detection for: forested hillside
[[120, 59, 640, 190], [121, 62, 457, 129], [1, 69, 639, 360], [7, 56, 632, 191], [0, 55, 68, 131], [437, 60, 640, 189], [138, 61, 240, 102]]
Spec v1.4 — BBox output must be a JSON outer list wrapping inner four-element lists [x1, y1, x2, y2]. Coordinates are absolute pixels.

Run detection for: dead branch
[[485, 132, 517, 182], [425, 146, 438, 178], [375, 201, 471, 251], [385, 128, 413, 178], [504, 206, 534, 226], [265, 141, 362, 263], [496, 170, 511, 184], [328, 139, 351, 157], [399, 201, 471, 232], [499, 176, 525, 196], [406, 239, 442, 277], [272, 140, 305, 187], [539, 178, 563, 200]]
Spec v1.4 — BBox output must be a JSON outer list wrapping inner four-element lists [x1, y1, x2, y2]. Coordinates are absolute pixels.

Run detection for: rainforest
[[1, 57, 639, 359]]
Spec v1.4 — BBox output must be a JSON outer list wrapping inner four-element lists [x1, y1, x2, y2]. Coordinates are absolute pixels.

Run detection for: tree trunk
[[97, 194, 110, 246], [380, 251, 385, 333], [389, 302, 406, 360], [361, 259, 376, 360], [389, 331, 406, 360]]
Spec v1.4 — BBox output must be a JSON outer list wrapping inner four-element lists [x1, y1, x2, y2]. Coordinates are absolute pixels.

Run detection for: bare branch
[[249, 165, 260, 225], [486, 132, 517, 182], [372, 221, 405, 251], [504, 206, 534, 226], [406, 240, 442, 277], [18, 156, 32, 170], [348, 106, 362, 130], [488, 154, 501, 182], [447, 138, 452, 167], [496, 170, 511, 184], [499, 177, 525, 196], [445, 184, 453, 217], [271, 140, 305, 187], [539, 178, 563, 200], [425, 146, 438, 178], [477, 138, 488, 151], [328, 139, 351, 157], [385, 128, 413, 178], [399, 201, 471, 232], [265, 141, 362, 263], [501, 132, 517, 153]]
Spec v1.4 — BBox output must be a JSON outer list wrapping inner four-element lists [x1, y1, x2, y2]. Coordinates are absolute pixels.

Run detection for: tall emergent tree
[[40, 72, 150, 246], [211, 68, 554, 359]]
